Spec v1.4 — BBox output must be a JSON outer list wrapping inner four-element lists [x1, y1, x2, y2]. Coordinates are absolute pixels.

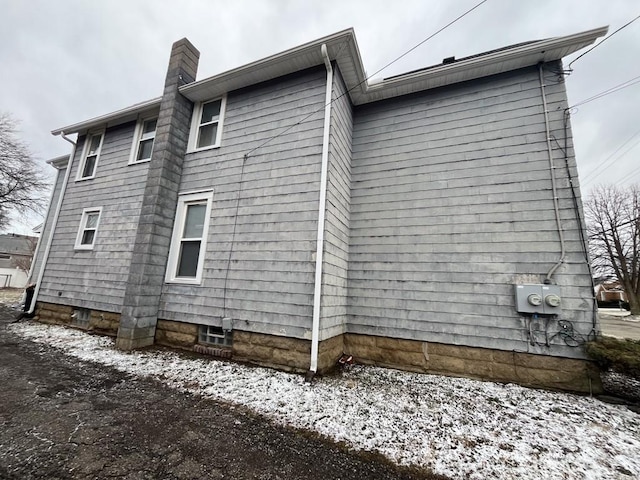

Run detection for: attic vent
[[442, 56, 456, 64]]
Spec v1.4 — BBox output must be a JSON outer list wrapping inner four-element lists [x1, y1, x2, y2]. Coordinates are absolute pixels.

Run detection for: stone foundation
[[155, 319, 198, 349], [34, 304, 601, 392], [35, 302, 73, 326], [344, 333, 602, 393], [35, 302, 120, 335], [232, 331, 344, 373]]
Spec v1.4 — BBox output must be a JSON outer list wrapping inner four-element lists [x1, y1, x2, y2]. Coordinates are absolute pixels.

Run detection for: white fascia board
[[51, 97, 161, 136], [46, 154, 71, 169], [49, 26, 607, 136], [353, 26, 609, 105], [179, 29, 357, 102]]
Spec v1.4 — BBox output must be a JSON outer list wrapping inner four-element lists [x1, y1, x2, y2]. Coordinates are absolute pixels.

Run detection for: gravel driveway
[[0, 305, 442, 480]]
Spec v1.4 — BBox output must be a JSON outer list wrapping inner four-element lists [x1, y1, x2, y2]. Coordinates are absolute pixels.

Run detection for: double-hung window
[[77, 131, 104, 180], [188, 96, 226, 151], [75, 207, 103, 250], [129, 117, 157, 164], [166, 191, 213, 284]]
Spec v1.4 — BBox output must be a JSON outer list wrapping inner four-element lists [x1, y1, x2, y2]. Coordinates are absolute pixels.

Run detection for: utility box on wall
[[515, 284, 562, 315]]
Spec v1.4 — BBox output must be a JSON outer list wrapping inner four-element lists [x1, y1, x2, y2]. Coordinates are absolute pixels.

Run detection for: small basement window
[[71, 308, 90, 328], [199, 325, 232, 347]]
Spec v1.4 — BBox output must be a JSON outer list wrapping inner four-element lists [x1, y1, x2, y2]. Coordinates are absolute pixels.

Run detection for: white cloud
[[1, 0, 639, 230]]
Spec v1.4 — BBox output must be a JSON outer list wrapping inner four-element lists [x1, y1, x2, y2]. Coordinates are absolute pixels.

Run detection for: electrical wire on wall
[[242, 0, 490, 159], [220, 0, 491, 319], [221, 154, 249, 320]]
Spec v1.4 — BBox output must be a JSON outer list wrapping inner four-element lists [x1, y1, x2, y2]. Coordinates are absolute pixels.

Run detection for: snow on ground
[[9, 322, 640, 480]]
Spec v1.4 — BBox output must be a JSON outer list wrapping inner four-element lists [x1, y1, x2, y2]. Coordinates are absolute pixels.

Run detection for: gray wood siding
[[348, 64, 594, 358], [31, 166, 65, 283], [159, 68, 326, 339], [37, 121, 152, 312], [320, 69, 353, 340]]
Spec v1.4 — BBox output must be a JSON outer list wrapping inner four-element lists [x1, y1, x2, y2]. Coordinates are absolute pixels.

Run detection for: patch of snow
[[9, 322, 640, 480]]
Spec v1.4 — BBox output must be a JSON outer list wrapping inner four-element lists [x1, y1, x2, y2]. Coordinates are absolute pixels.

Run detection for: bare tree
[[586, 185, 640, 315], [0, 113, 49, 231]]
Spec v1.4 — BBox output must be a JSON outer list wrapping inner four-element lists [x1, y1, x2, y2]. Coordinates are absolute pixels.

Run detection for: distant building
[[0, 233, 38, 288], [595, 281, 628, 304], [32, 26, 608, 392]]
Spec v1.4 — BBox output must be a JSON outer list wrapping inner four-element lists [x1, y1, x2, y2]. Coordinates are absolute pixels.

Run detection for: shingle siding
[[319, 69, 353, 340], [347, 64, 594, 358], [158, 67, 327, 339], [37, 121, 152, 312]]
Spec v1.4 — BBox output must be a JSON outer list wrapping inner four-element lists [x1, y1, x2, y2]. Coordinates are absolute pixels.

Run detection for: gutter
[[28, 133, 77, 314], [309, 44, 333, 377]]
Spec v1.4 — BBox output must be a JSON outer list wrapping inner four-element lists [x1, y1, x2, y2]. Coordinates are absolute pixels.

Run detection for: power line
[[568, 14, 640, 70], [570, 74, 640, 109], [364, 0, 489, 83], [622, 156, 640, 184], [243, 0, 490, 159], [581, 126, 640, 183]]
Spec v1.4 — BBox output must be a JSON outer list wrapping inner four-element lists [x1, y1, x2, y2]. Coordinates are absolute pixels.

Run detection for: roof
[[46, 154, 72, 169], [52, 26, 608, 136], [0, 234, 37, 256]]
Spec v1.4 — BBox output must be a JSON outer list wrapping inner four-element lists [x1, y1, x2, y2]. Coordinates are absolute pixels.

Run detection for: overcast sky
[[1, 0, 639, 233]]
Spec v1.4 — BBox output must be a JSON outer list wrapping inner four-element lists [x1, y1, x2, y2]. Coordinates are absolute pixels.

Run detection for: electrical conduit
[[539, 63, 566, 282]]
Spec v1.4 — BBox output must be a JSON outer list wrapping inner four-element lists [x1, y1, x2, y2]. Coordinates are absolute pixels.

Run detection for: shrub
[[586, 337, 640, 379]]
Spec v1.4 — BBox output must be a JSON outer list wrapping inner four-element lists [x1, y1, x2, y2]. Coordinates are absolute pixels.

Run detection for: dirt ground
[[0, 303, 446, 480]]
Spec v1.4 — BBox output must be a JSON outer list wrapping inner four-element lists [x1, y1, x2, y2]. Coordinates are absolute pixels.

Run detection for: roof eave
[[49, 25, 608, 134], [179, 28, 360, 103], [46, 154, 71, 169], [51, 97, 161, 136], [353, 25, 609, 105]]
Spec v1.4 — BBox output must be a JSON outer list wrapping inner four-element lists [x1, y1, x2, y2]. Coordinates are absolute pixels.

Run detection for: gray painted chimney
[[116, 38, 200, 350]]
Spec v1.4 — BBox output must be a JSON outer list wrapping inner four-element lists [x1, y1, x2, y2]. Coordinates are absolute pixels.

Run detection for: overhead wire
[[569, 74, 640, 109], [243, 0, 490, 159], [223, 0, 491, 318], [568, 13, 640, 71], [580, 126, 640, 184]]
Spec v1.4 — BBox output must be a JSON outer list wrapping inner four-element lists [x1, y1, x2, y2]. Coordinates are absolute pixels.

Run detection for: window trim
[[129, 115, 158, 165], [74, 207, 103, 250], [76, 130, 105, 181], [165, 190, 214, 284], [187, 95, 227, 152]]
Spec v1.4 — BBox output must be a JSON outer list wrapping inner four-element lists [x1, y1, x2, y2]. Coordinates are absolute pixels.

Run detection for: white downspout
[[539, 63, 566, 282], [28, 132, 76, 314], [23, 167, 61, 297], [309, 44, 333, 375]]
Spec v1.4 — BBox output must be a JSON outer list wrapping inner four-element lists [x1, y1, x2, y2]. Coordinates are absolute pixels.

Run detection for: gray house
[[31, 26, 607, 391], [0, 233, 37, 288]]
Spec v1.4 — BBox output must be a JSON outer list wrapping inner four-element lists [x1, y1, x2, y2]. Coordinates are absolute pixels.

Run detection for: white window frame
[[74, 207, 103, 250], [165, 190, 214, 284], [76, 130, 105, 181], [129, 116, 157, 165], [187, 95, 227, 152]]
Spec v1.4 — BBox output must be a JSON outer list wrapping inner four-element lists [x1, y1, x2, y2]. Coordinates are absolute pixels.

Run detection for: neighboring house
[[595, 281, 628, 304], [31, 26, 608, 392], [0, 233, 38, 288]]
